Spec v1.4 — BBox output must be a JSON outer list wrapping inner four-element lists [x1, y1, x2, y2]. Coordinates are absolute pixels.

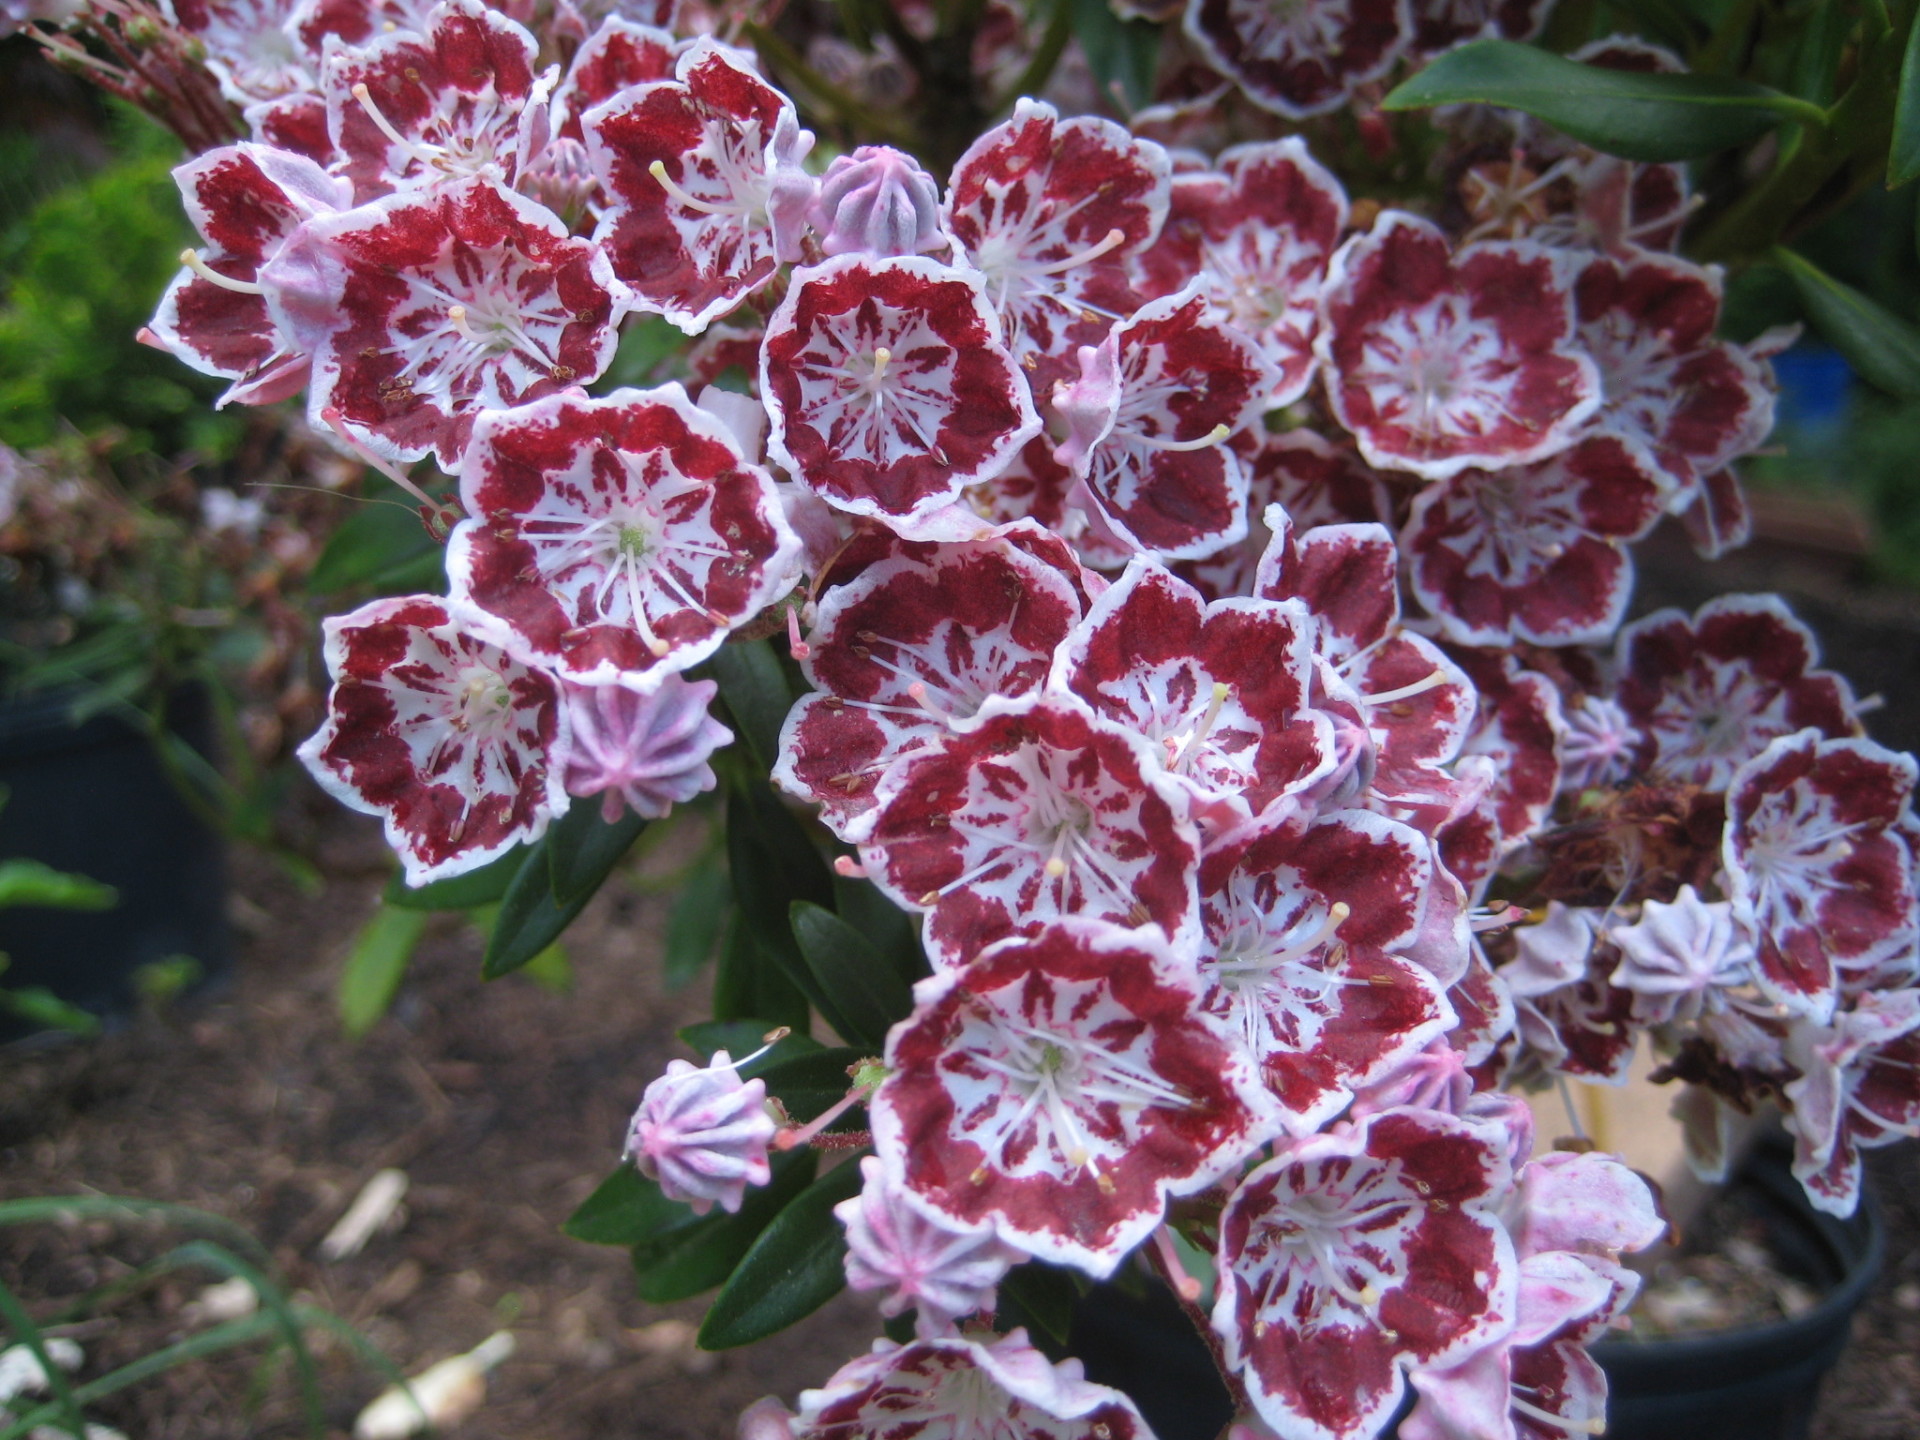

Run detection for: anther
[[179, 249, 266, 295]]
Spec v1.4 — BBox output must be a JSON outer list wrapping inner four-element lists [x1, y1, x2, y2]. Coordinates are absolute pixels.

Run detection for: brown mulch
[[0, 804, 875, 1440]]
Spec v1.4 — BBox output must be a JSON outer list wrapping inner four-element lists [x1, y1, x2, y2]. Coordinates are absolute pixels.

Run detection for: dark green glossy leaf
[[1070, 0, 1159, 111], [1893, 9, 1920, 186], [1382, 40, 1822, 162], [1776, 246, 1920, 397], [663, 859, 730, 989], [832, 869, 929, 991], [712, 911, 812, 1031], [565, 1165, 700, 1247], [727, 783, 857, 1036], [996, 1261, 1075, 1346], [0, 859, 115, 911], [337, 904, 426, 1037], [697, 1159, 864, 1349], [309, 498, 443, 595], [631, 1151, 817, 1303], [382, 845, 524, 910], [545, 800, 649, 905], [482, 839, 588, 979], [791, 901, 913, 1049], [708, 639, 794, 773]]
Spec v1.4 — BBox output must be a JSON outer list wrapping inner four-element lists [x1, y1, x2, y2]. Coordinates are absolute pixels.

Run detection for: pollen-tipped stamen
[[179, 249, 266, 296]]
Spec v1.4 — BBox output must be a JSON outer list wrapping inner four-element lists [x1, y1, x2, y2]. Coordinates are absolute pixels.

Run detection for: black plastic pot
[[0, 686, 229, 1041], [1593, 1129, 1884, 1440]]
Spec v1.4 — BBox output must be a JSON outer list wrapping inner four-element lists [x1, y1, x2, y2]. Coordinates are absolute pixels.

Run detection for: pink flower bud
[[834, 1157, 1020, 1334], [557, 675, 732, 824], [627, 1049, 777, 1216], [812, 146, 946, 258]]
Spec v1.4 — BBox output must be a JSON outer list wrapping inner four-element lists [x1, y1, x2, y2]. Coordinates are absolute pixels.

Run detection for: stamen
[[447, 304, 479, 343], [179, 249, 266, 296], [1032, 227, 1128, 277], [1360, 668, 1452, 707], [352, 82, 419, 157], [1173, 681, 1231, 772], [1139, 423, 1232, 454], [871, 346, 891, 384], [648, 158, 731, 216]]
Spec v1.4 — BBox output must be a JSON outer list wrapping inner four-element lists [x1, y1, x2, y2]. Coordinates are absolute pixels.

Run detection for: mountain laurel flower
[[557, 674, 731, 823], [627, 1043, 781, 1215]]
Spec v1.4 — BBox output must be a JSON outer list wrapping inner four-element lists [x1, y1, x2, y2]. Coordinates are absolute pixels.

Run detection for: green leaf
[[697, 1159, 864, 1349], [996, 1261, 1076, 1346], [600, 313, 689, 390], [727, 782, 854, 1035], [1070, 0, 1159, 111], [832, 870, 929, 990], [631, 1150, 817, 1303], [712, 911, 812, 1031], [1893, 10, 1920, 186], [664, 860, 731, 989], [482, 840, 589, 980], [565, 1166, 703, 1247], [1381, 40, 1824, 162], [790, 901, 913, 1048], [309, 498, 443, 595], [1775, 246, 1920, 397], [707, 639, 795, 773], [544, 800, 649, 905], [0, 985, 100, 1035], [382, 845, 525, 910], [0, 859, 115, 911], [336, 905, 428, 1037]]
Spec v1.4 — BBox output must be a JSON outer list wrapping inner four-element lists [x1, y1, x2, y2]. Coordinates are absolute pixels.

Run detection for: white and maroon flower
[[1131, 139, 1347, 407], [811, 146, 949, 259], [297, 594, 568, 886], [761, 255, 1041, 529], [1608, 885, 1757, 1027], [584, 39, 814, 331], [1184, 0, 1411, 119], [1436, 650, 1562, 897], [627, 1046, 777, 1215], [1504, 905, 1638, 1083], [761, 1330, 1152, 1440], [1407, 0, 1550, 53], [556, 673, 730, 822], [1784, 988, 1920, 1216], [1403, 435, 1671, 648], [1053, 558, 1334, 828], [163, 0, 323, 109], [1053, 289, 1277, 561], [263, 176, 624, 469], [1614, 595, 1860, 790], [1198, 810, 1460, 1133], [1724, 730, 1919, 1021], [835, 1155, 1023, 1334], [943, 100, 1170, 382], [1678, 465, 1754, 561], [1572, 248, 1773, 497], [147, 141, 352, 409], [860, 694, 1202, 970], [446, 385, 801, 687], [323, 0, 552, 202], [774, 528, 1084, 840], [1316, 215, 1600, 481], [872, 918, 1278, 1274], [549, 16, 682, 143], [1213, 1106, 1518, 1440]]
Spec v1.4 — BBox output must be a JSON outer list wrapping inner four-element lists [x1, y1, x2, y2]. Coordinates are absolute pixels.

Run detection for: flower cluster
[[96, 1, 1920, 1437]]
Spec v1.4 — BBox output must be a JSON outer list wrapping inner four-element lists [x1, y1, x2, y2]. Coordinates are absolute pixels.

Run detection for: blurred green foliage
[[0, 102, 239, 458]]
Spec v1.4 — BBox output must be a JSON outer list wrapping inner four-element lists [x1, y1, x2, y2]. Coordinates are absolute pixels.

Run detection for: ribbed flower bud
[[627, 1049, 778, 1216], [812, 146, 945, 258], [557, 675, 732, 824]]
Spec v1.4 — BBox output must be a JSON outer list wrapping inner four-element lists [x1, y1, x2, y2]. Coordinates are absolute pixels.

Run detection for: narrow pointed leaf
[[383, 844, 525, 910], [1776, 246, 1920, 397], [791, 901, 913, 1048], [697, 1158, 865, 1349], [631, 1150, 817, 1303], [483, 839, 590, 979], [309, 498, 443, 594], [727, 783, 857, 1037], [708, 638, 795, 773], [833, 869, 929, 990], [337, 904, 428, 1037], [1382, 40, 1821, 162], [0, 860, 115, 911], [997, 1261, 1076, 1346], [664, 861, 731, 989], [713, 911, 813, 1031], [1893, 12, 1920, 186], [545, 801, 649, 905], [565, 1165, 702, 1247], [1070, 0, 1159, 110]]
